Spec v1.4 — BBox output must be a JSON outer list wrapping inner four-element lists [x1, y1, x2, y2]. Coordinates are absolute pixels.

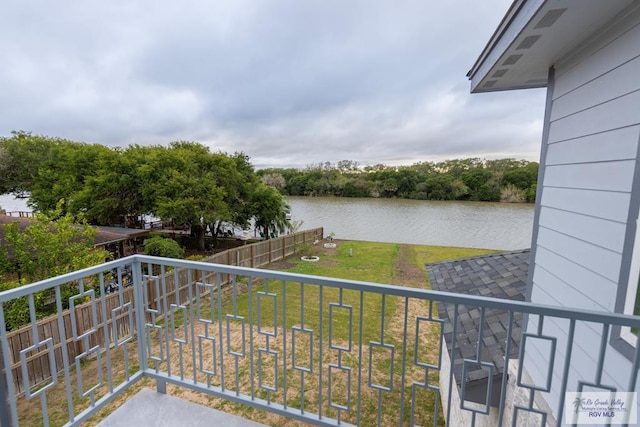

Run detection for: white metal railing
[[0, 255, 639, 426]]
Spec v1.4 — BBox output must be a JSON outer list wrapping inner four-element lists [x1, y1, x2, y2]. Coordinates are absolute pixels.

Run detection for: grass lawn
[[178, 240, 496, 426], [17, 240, 496, 426]]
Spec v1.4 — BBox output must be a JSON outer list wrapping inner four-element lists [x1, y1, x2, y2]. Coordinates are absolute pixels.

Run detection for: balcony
[[1, 255, 639, 426]]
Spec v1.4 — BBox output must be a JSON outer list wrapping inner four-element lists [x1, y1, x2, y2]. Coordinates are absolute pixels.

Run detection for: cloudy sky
[[0, 0, 546, 169]]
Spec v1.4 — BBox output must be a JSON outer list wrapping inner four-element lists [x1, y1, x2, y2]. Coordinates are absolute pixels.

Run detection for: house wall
[[440, 350, 556, 426], [526, 3, 640, 417]]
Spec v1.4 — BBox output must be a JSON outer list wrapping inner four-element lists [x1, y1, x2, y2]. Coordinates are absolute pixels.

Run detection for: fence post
[[250, 245, 255, 268]]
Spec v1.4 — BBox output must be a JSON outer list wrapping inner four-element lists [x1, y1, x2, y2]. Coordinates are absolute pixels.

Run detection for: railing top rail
[[0, 257, 133, 302], [2, 253, 640, 328], [134, 254, 640, 327]]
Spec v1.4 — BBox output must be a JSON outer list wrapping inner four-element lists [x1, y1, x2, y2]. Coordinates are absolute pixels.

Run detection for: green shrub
[[144, 235, 184, 259]]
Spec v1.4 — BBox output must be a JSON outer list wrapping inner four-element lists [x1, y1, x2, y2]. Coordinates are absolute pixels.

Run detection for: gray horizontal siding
[[536, 227, 622, 283], [551, 55, 640, 121], [527, 292, 628, 389], [544, 161, 635, 193], [532, 262, 615, 312], [527, 4, 640, 417], [540, 187, 631, 223], [553, 12, 640, 97], [548, 89, 640, 143], [546, 126, 640, 165], [538, 207, 625, 252]]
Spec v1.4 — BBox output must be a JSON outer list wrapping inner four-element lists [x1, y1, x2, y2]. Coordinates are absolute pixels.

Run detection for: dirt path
[[393, 244, 427, 288]]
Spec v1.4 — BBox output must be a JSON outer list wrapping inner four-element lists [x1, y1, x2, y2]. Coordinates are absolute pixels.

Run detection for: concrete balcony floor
[[97, 388, 265, 427]]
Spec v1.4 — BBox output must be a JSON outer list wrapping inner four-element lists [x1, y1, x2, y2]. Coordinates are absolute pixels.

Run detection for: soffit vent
[[502, 54, 523, 66], [492, 69, 508, 78], [534, 8, 567, 29], [483, 80, 497, 88], [516, 35, 541, 50]]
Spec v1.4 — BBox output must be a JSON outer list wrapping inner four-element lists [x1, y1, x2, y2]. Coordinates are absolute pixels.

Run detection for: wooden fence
[[3, 228, 323, 395]]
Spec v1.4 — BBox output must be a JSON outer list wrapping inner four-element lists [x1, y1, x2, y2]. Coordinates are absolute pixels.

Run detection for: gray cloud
[[0, 0, 545, 168]]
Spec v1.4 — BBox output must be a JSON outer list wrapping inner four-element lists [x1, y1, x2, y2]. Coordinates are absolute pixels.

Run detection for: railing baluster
[[398, 296, 409, 427], [233, 273, 240, 394], [248, 276, 255, 400], [299, 282, 305, 414], [595, 323, 610, 385], [446, 304, 459, 425], [54, 285, 74, 424], [161, 264, 170, 381], [282, 277, 288, 410], [556, 318, 576, 425], [629, 333, 640, 392], [318, 285, 323, 421], [377, 294, 386, 427], [216, 272, 225, 392], [188, 269, 197, 385], [357, 290, 364, 426], [98, 273, 113, 394], [497, 310, 514, 427], [2, 254, 640, 426], [0, 301, 19, 426]]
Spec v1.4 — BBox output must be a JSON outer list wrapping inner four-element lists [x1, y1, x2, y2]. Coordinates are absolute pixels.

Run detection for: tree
[[29, 139, 113, 214], [337, 160, 360, 173], [71, 146, 150, 226], [0, 131, 56, 197], [252, 185, 290, 239], [476, 183, 502, 202], [503, 162, 539, 190], [436, 158, 483, 178], [260, 173, 286, 189], [198, 152, 262, 247], [143, 142, 233, 251], [0, 210, 110, 329], [2, 211, 108, 282], [343, 179, 371, 197], [461, 168, 494, 201]]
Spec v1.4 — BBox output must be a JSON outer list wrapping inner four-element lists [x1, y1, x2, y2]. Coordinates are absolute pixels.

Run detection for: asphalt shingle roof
[[426, 249, 530, 388]]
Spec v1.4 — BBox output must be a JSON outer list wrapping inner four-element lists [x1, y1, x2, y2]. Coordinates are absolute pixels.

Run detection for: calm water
[[0, 194, 28, 212], [287, 197, 534, 250], [1, 194, 534, 250]]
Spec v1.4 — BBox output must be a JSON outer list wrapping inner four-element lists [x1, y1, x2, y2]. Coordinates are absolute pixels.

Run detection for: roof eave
[[467, 0, 638, 93], [466, 0, 529, 79]]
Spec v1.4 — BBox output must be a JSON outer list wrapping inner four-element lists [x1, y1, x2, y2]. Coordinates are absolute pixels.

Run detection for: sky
[[0, 0, 547, 169]]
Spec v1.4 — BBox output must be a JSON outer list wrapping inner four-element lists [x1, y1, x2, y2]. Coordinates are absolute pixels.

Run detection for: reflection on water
[[1, 194, 534, 250], [286, 197, 534, 250]]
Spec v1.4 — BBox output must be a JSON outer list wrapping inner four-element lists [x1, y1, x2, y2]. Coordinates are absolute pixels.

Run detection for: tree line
[[0, 131, 290, 250], [258, 158, 538, 202]]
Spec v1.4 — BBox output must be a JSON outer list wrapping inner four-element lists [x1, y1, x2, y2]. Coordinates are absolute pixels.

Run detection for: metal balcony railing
[[0, 255, 639, 426]]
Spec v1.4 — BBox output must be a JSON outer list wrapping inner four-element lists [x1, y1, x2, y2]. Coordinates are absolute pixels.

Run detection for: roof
[[468, 0, 638, 93], [92, 225, 150, 245], [426, 249, 530, 405], [0, 215, 150, 255]]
